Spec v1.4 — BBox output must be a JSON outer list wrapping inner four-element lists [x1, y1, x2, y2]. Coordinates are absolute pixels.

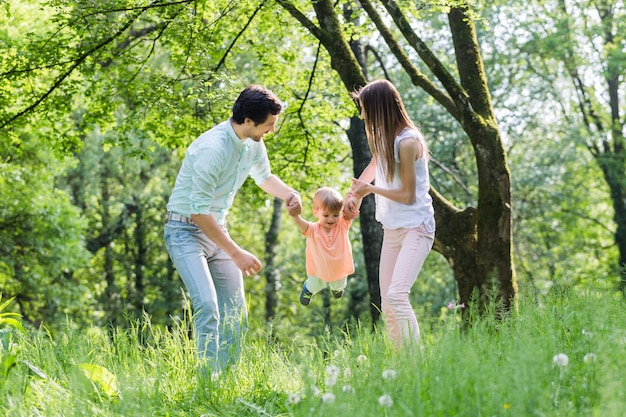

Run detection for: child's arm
[[290, 214, 311, 234]]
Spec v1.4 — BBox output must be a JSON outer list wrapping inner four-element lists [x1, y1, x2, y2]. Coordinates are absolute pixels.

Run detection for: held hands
[[343, 182, 366, 220], [343, 197, 359, 220], [285, 191, 302, 217], [350, 178, 371, 199], [232, 248, 262, 277]]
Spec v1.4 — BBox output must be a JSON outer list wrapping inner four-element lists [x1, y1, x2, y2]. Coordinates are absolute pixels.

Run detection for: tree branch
[[274, 0, 324, 40], [214, 1, 266, 72], [1, 6, 151, 130], [359, 0, 460, 120], [364, 45, 391, 81]]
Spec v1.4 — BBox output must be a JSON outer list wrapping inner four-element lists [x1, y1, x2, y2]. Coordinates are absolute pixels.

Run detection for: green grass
[[1, 289, 626, 416]]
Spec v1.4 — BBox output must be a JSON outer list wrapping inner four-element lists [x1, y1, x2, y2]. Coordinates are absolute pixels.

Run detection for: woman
[[346, 79, 435, 347]]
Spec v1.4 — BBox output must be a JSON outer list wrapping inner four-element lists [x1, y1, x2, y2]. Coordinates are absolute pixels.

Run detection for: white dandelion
[[356, 354, 368, 364], [326, 365, 340, 378], [583, 353, 597, 363], [287, 393, 301, 405], [378, 394, 393, 407], [322, 392, 336, 404], [382, 369, 398, 380], [553, 353, 569, 367]]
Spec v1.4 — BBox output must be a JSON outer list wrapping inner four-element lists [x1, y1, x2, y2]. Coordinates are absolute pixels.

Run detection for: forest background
[[0, 0, 624, 345]]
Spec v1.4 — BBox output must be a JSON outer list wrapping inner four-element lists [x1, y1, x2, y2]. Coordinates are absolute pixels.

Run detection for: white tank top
[[374, 128, 436, 232]]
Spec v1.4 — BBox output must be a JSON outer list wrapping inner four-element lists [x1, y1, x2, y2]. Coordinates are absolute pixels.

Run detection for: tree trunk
[[345, 6, 384, 325], [597, 155, 626, 292], [447, 7, 517, 310], [133, 198, 146, 316], [346, 117, 383, 325], [430, 188, 479, 312], [264, 197, 283, 324]]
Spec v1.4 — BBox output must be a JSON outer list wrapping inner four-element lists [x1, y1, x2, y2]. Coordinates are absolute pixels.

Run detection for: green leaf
[[77, 363, 121, 399], [0, 353, 17, 383], [21, 360, 49, 380], [0, 317, 25, 333]]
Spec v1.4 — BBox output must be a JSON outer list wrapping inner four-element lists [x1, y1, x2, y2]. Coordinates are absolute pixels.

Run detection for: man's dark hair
[[231, 85, 283, 125]]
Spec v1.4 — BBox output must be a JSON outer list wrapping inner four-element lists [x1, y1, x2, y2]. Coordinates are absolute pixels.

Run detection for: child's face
[[313, 207, 341, 231]]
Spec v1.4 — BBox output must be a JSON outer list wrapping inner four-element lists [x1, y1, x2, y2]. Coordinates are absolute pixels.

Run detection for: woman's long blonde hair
[[352, 79, 426, 183]]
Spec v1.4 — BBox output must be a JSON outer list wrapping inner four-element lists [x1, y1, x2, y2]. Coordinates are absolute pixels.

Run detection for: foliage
[[0, 297, 24, 389], [1, 287, 625, 415], [478, 0, 622, 291], [0, 131, 91, 325]]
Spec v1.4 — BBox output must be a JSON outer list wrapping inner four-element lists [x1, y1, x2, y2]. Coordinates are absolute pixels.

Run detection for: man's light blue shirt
[[166, 120, 272, 225]]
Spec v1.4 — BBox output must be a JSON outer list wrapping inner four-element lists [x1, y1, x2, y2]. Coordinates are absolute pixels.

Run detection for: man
[[164, 85, 301, 373]]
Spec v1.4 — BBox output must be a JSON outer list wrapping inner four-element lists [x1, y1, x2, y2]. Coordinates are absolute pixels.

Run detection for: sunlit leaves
[[77, 363, 121, 399]]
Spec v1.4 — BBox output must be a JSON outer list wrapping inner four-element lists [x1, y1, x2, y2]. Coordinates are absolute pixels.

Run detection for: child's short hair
[[313, 187, 344, 212]]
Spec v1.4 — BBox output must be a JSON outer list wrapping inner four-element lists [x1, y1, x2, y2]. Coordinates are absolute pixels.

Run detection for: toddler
[[290, 187, 355, 305]]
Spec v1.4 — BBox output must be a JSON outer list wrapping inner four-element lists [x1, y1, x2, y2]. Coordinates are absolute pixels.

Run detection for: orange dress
[[303, 216, 354, 282]]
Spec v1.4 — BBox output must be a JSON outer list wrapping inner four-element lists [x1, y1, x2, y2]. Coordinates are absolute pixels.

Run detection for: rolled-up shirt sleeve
[[249, 140, 272, 185], [189, 145, 224, 215]]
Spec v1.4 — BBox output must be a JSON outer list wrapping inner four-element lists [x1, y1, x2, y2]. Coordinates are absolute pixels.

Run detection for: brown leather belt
[[165, 212, 197, 225]]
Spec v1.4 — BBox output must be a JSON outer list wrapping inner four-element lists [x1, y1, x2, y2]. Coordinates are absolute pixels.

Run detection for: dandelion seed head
[[382, 369, 398, 380], [343, 368, 352, 379], [378, 394, 393, 407], [322, 392, 336, 404], [356, 354, 368, 364], [287, 393, 301, 405], [583, 353, 597, 363], [553, 353, 569, 367], [326, 365, 340, 378]]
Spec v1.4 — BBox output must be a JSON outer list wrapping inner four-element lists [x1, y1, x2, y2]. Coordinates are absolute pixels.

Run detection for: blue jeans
[[164, 220, 247, 372]]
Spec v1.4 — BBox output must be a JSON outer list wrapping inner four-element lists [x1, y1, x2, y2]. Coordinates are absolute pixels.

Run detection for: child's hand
[[343, 191, 361, 220], [285, 191, 302, 216]]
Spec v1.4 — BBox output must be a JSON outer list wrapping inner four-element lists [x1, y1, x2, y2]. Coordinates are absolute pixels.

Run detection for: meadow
[[1, 287, 625, 417]]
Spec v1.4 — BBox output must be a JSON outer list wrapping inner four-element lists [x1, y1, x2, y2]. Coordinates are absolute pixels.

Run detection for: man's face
[[245, 114, 278, 142]]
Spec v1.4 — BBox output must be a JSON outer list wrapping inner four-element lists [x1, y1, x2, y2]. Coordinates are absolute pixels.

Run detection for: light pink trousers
[[380, 224, 434, 347]]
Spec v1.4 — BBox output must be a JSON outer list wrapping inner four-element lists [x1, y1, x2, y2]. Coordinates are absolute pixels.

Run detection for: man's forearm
[[259, 175, 298, 200], [190, 213, 240, 257]]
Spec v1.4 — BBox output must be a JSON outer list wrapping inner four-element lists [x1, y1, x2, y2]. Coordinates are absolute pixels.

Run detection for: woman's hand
[[350, 178, 372, 199]]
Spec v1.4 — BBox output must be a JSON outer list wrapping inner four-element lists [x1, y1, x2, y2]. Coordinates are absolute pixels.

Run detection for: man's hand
[[285, 191, 302, 216], [231, 249, 262, 277]]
